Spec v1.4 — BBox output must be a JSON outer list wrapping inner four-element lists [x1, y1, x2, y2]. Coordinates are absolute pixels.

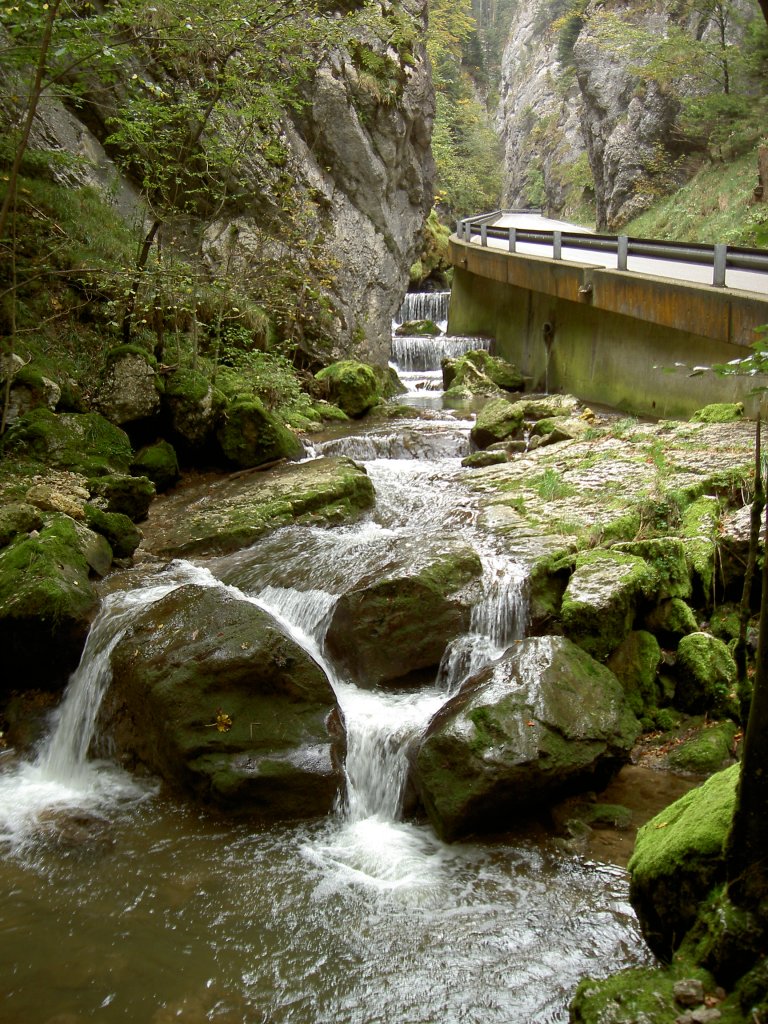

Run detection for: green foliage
[[216, 342, 315, 425]]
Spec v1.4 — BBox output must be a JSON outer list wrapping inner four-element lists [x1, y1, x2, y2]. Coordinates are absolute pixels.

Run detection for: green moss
[[312, 400, 350, 422], [691, 403, 744, 424], [88, 474, 155, 522], [105, 344, 157, 368], [83, 505, 142, 558], [130, 440, 180, 492], [668, 721, 738, 775], [614, 538, 692, 600], [607, 630, 662, 717], [217, 398, 303, 469], [674, 632, 738, 719], [314, 360, 380, 418], [2, 408, 134, 477], [470, 397, 525, 448], [0, 502, 44, 548], [462, 450, 508, 468]]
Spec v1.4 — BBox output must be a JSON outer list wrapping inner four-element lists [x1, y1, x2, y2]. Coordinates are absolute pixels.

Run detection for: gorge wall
[[14, 0, 434, 365]]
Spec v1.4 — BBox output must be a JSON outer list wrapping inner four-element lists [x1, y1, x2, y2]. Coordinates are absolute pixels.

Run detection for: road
[[465, 212, 768, 297]]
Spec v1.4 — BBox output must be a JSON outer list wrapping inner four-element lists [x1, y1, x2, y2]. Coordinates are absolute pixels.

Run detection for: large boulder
[[0, 357, 61, 427], [673, 632, 739, 719], [314, 360, 381, 418], [216, 398, 303, 469], [561, 549, 657, 660], [470, 398, 525, 449], [442, 350, 524, 395], [163, 368, 226, 450], [99, 583, 345, 820], [0, 516, 99, 693], [95, 347, 161, 426], [2, 408, 134, 476], [606, 630, 662, 720], [130, 440, 180, 493], [141, 455, 375, 558], [413, 636, 640, 841], [628, 763, 739, 961], [324, 544, 483, 688]]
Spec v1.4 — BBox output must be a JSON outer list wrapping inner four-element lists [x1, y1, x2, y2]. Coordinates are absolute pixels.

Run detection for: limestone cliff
[[15, 0, 434, 365]]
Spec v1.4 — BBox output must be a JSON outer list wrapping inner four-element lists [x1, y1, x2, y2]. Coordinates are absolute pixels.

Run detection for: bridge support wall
[[447, 238, 768, 419]]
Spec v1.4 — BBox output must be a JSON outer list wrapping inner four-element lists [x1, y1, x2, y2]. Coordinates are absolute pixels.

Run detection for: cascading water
[[0, 393, 655, 1023], [391, 289, 492, 394]]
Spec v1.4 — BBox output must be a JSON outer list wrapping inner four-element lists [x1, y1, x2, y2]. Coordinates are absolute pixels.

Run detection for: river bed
[[0, 322, 680, 1023]]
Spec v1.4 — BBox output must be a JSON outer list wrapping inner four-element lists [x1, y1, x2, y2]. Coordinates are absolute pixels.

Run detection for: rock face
[[141, 455, 375, 558], [100, 584, 345, 820], [95, 349, 161, 427], [324, 544, 483, 688], [494, 0, 699, 227], [414, 636, 640, 841]]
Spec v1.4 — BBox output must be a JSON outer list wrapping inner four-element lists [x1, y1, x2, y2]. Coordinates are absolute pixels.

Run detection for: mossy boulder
[[628, 763, 739, 960], [461, 450, 508, 468], [470, 398, 525, 449], [371, 363, 407, 399], [163, 368, 226, 448], [674, 632, 739, 719], [394, 318, 441, 336], [607, 630, 662, 719], [1, 359, 61, 426], [614, 538, 692, 601], [96, 347, 161, 426], [100, 584, 345, 819], [681, 495, 720, 603], [643, 597, 699, 646], [668, 721, 739, 775], [142, 455, 375, 558], [413, 636, 640, 841], [0, 516, 99, 693], [561, 549, 657, 660], [130, 440, 180, 492], [442, 350, 524, 395], [82, 505, 142, 559], [88, 473, 155, 522], [216, 398, 303, 469], [691, 402, 744, 424], [314, 360, 380, 418], [0, 502, 44, 547], [2, 408, 133, 477], [324, 544, 483, 689]]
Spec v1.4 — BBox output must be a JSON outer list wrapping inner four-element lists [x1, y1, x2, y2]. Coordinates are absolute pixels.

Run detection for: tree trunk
[[121, 218, 162, 346], [727, 497, 768, 912]]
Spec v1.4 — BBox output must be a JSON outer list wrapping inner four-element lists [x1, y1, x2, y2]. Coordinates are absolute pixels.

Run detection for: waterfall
[[395, 290, 451, 327], [390, 334, 492, 373]]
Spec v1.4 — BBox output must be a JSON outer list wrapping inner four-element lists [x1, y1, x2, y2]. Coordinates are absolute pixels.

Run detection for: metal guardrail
[[455, 211, 768, 289]]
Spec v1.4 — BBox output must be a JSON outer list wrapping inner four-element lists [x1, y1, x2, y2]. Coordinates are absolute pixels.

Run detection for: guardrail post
[[480, 224, 488, 247], [456, 219, 463, 238], [617, 235, 628, 271], [508, 227, 516, 253], [713, 244, 727, 287], [553, 231, 562, 260]]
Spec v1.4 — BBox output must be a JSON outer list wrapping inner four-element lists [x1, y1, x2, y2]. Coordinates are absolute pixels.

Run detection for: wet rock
[[163, 368, 226, 450], [395, 318, 441, 336], [614, 538, 692, 601], [673, 633, 738, 719], [0, 516, 99, 693], [414, 636, 640, 841], [667, 722, 739, 776], [561, 549, 656, 660], [325, 544, 483, 689], [461, 450, 508, 468], [101, 584, 345, 820], [82, 505, 142, 559], [673, 978, 706, 1007], [314, 360, 381, 418], [681, 496, 720, 604], [142, 455, 375, 558], [0, 359, 61, 427], [35, 809, 115, 856], [96, 347, 161, 426], [643, 598, 699, 646], [0, 502, 44, 548], [628, 763, 739, 960], [88, 473, 155, 522]]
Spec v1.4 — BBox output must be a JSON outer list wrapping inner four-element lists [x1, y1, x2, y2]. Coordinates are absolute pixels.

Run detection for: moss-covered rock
[[414, 636, 639, 841], [163, 368, 226, 448], [668, 721, 739, 775], [628, 763, 739, 960], [130, 440, 180, 492], [643, 597, 699, 646], [691, 402, 744, 424], [0, 359, 61, 426], [100, 583, 345, 819], [142, 455, 375, 558], [324, 544, 483, 689], [561, 549, 656, 660], [371, 363, 407, 399], [83, 505, 142, 558], [607, 630, 662, 718], [674, 632, 739, 719], [217, 398, 303, 469], [2, 408, 134, 477], [394, 318, 441, 336], [0, 516, 99, 693], [0, 502, 44, 548], [470, 397, 525, 449], [88, 473, 155, 522], [681, 495, 721, 604], [442, 350, 524, 395], [461, 450, 508, 468], [614, 537, 692, 601], [314, 360, 380, 418]]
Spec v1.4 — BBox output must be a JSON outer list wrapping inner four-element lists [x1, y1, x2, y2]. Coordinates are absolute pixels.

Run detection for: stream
[[0, 302, 655, 1024]]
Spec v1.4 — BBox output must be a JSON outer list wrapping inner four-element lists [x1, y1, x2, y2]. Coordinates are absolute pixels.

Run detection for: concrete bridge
[[448, 212, 768, 419]]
